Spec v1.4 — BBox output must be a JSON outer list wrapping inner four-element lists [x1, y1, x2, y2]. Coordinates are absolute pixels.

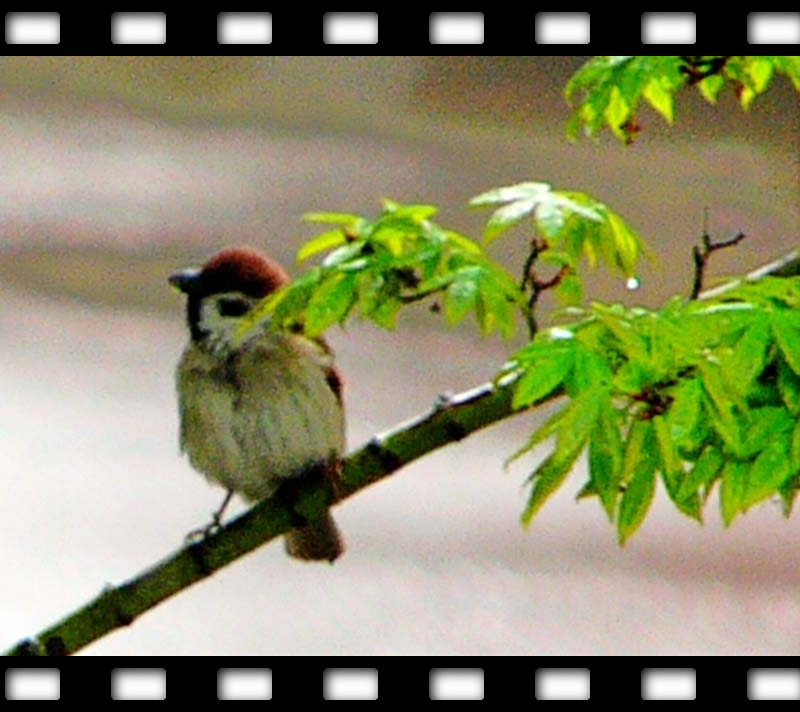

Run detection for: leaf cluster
[[566, 56, 800, 142], [501, 277, 800, 542], [470, 181, 644, 307], [237, 187, 645, 341], [231, 56, 799, 545], [237, 200, 523, 340]]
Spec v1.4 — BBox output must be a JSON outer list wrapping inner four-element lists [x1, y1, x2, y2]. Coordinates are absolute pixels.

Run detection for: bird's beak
[[169, 267, 202, 294]]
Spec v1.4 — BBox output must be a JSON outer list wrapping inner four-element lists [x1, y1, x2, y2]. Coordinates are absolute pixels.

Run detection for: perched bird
[[169, 247, 345, 562]]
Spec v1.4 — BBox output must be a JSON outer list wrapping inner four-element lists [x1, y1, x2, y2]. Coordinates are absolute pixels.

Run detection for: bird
[[169, 246, 345, 562]]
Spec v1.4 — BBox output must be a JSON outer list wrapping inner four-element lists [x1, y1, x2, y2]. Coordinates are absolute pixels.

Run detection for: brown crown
[[200, 247, 290, 298]]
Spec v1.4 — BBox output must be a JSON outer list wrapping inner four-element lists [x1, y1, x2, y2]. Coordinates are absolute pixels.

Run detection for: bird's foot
[[184, 515, 223, 545], [184, 490, 233, 544]]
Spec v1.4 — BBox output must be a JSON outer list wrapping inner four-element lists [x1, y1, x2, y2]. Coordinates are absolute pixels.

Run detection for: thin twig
[[690, 231, 746, 299], [520, 238, 570, 339]]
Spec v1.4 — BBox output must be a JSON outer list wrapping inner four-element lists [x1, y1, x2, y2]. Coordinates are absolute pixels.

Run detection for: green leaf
[[604, 85, 631, 138], [505, 402, 570, 467], [697, 73, 725, 103], [475, 280, 512, 339], [792, 418, 800, 471], [370, 296, 402, 331], [443, 270, 479, 327], [532, 196, 567, 239], [512, 351, 573, 409], [594, 311, 649, 362], [677, 444, 724, 503], [643, 76, 675, 123], [508, 383, 601, 476], [739, 406, 794, 459], [566, 346, 612, 395], [604, 210, 642, 278], [553, 272, 584, 306], [699, 363, 742, 453], [612, 360, 652, 394], [738, 84, 757, 111], [564, 56, 634, 140], [355, 269, 400, 328], [303, 211, 363, 226], [322, 240, 368, 267], [617, 420, 658, 544], [745, 56, 775, 93], [296, 229, 349, 263], [588, 396, 623, 519], [521, 442, 584, 526], [565, 56, 634, 102], [304, 271, 357, 336], [442, 229, 484, 255], [546, 192, 604, 224], [619, 417, 648, 487], [667, 378, 703, 451], [469, 182, 551, 207], [772, 312, 800, 376], [725, 316, 771, 394], [371, 224, 411, 257], [555, 388, 604, 457], [239, 266, 323, 338], [779, 480, 800, 518], [415, 271, 457, 296], [382, 202, 439, 221], [720, 460, 748, 526], [687, 301, 760, 345], [773, 56, 800, 91], [484, 199, 538, 243], [522, 391, 608, 525], [654, 414, 700, 521], [653, 414, 681, 481], [743, 439, 791, 510]]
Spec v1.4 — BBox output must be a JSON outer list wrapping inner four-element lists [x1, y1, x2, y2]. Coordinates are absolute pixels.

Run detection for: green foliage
[[238, 188, 647, 341], [470, 181, 645, 286], [237, 200, 523, 340], [236, 55, 799, 547], [500, 277, 800, 541], [566, 56, 683, 141], [566, 56, 800, 142]]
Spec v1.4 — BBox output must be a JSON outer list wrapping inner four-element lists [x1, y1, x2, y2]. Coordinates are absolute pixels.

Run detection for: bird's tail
[[285, 509, 344, 563]]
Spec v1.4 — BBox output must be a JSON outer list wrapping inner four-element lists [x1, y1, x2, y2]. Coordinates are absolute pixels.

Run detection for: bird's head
[[170, 247, 289, 352]]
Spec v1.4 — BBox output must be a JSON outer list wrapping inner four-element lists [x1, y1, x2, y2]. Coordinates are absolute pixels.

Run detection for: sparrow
[[169, 246, 345, 562]]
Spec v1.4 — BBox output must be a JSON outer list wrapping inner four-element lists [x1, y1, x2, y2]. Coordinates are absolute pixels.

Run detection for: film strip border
[[5, 663, 800, 701], [3, 11, 800, 47]]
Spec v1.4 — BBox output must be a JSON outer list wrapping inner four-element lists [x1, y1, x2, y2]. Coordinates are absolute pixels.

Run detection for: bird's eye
[[217, 297, 250, 317]]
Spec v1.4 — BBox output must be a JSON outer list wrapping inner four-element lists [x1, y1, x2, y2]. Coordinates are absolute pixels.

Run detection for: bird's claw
[[184, 516, 223, 545]]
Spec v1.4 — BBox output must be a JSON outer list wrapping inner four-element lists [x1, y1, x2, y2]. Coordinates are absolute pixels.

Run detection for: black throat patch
[[187, 294, 207, 343]]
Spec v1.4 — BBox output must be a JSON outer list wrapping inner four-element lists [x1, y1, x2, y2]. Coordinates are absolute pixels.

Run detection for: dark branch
[[3, 379, 528, 657], [520, 238, 570, 339], [679, 56, 731, 85], [690, 231, 746, 299]]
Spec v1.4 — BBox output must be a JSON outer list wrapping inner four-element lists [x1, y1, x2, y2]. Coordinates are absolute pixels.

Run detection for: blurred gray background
[[1, 56, 798, 656]]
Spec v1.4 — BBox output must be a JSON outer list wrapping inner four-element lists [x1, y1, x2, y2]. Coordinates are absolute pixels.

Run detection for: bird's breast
[[177, 334, 344, 501]]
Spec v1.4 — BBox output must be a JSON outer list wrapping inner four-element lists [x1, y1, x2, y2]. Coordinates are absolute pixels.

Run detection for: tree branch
[[5, 246, 799, 657], [3, 378, 541, 657], [690, 230, 746, 299], [698, 246, 800, 299]]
